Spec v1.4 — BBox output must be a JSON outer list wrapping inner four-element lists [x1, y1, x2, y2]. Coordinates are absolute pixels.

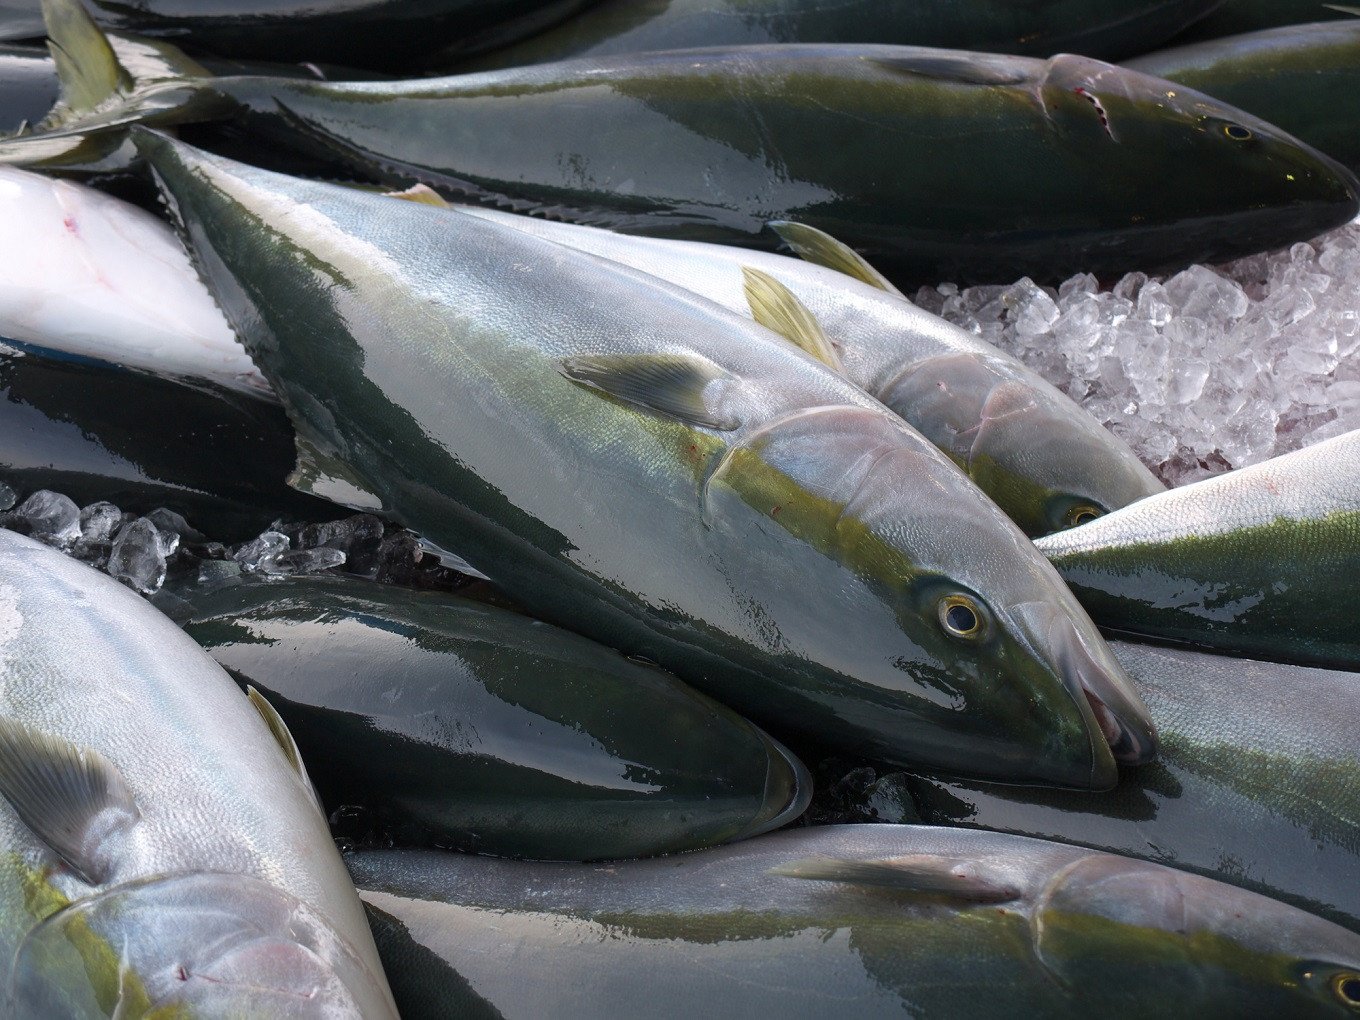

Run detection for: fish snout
[[1010, 600, 1158, 766]]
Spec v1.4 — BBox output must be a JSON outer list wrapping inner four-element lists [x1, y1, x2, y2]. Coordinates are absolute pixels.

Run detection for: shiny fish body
[[0, 339, 329, 539], [136, 130, 1157, 789], [1127, 20, 1360, 173], [0, 0, 598, 68], [907, 640, 1360, 934], [0, 45, 54, 135], [0, 529, 396, 1015], [0, 165, 265, 396], [348, 824, 1360, 1019], [1177, 0, 1352, 40], [459, 205, 1164, 536], [199, 45, 1360, 282], [467, 0, 1224, 69], [1036, 431, 1360, 667], [177, 574, 811, 861], [16, 33, 1360, 283]]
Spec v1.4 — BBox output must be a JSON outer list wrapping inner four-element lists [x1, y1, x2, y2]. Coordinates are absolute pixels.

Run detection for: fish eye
[[1333, 972, 1360, 1008], [938, 594, 986, 640], [1065, 504, 1104, 529], [1223, 123, 1253, 141]]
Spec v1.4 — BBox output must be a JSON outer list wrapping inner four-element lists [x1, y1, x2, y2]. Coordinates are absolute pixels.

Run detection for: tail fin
[[0, 0, 214, 168]]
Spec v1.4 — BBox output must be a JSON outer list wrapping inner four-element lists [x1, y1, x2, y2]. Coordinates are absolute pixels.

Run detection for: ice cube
[[0, 482, 13, 513], [108, 517, 170, 595], [233, 531, 289, 572], [5, 490, 81, 549]]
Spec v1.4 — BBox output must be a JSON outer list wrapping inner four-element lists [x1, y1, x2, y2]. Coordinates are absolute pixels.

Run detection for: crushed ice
[[0, 487, 475, 599], [915, 217, 1360, 485]]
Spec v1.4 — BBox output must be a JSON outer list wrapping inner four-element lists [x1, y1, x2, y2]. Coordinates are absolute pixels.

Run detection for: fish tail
[[0, 0, 218, 169]]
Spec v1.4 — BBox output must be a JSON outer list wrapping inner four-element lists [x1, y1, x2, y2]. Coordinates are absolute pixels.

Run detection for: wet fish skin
[[456, 205, 1165, 537], [0, 0, 600, 69], [1036, 430, 1360, 668], [0, 529, 397, 1016], [135, 128, 1156, 789], [1176, 0, 1352, 40], [1127, 20, 1360, 173], [904, 640, 1360, 934], [464, 0, 1225, 70], [0, 339, 332, 540], [0, 45, 55, 134], [201, 45, 1360, 283], [347, 824, 1360, 1018], [176, 573, 812, 861], [11, 8, 1358, 283]]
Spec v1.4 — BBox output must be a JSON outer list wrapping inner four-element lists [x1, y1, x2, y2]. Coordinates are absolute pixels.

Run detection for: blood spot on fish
[[772, 505, 782, 517], [62, 216, 78, 236], [1073, 88, 1115, 141], [177, 965, 189, 981]]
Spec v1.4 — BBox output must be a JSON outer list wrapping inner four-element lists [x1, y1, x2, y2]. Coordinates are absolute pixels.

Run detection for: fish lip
[[733, 728, 813, 842], [1009, 601, 1159, 767]]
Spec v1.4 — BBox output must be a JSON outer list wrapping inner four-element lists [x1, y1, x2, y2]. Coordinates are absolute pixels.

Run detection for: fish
[[1035, 430, 1360, 668], [0, 0, 600, 69], [347, 824, 1360, 1018], [0, 528, 397, 1015], [132, 127, 1158, 789], [1175, 0, 1352, 40], [10, 0, 1359, 283], [0, 45, 56, 134], [0, 337, 330, 540], [175, 573, 812, 860], [1126, 19, 1360, 172], [439, 201, 1165, 536], [463, 0, 1225, 70], [0, 164, 266, 397], [902, 640, 1360, 935]]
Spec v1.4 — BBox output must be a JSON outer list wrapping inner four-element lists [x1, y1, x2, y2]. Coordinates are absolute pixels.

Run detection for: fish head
[[884, 354, 1164, 536], [9, 872, 395, 1018], [1033, 852, 1360, 1014], [967, 378, 1164, 536], [1037, 54, 1359, 249], [719, 405, 1155, 788]]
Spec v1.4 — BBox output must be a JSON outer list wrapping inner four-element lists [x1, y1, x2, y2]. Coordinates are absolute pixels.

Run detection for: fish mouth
[[732, 727, 813, 841], [1011, 601, 1159, 767]]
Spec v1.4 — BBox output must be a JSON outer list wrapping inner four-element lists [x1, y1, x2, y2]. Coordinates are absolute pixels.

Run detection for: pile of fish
[[0, 0, 1358, 1015]]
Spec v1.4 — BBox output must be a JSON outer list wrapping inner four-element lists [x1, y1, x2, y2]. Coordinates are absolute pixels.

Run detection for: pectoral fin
[[770, 854, 1020, 903], [768, 221, 904, 297], [0, 718, 138, 884], [559, 353, 740, 430], [383, 183, 452, 208], [742, 267, 845, 373]]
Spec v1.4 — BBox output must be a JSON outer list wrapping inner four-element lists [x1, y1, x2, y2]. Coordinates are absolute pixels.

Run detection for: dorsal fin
[[246, 687, 326, 820], [768, 222, 904, 297], [0, 718, 139, 884], [383, 183, 453, 208], [770, 854, 1021, 903], [1324, 5, 1360, 15], [559, 353, 740, 430], [742, 267, 844, 373]]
